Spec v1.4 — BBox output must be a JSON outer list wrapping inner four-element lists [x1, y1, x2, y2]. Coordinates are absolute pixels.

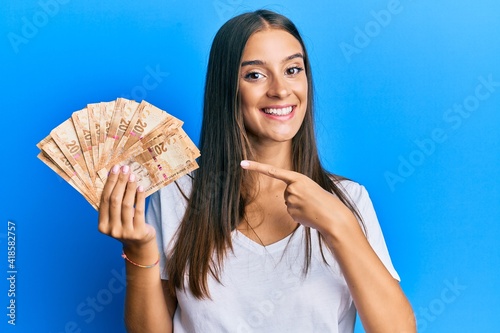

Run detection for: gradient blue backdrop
[[1, 1, 499, 332]]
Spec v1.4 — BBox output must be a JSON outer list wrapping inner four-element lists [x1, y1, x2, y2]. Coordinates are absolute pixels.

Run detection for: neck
[[250, 138, 293, 169], [248, 137, 293, 190]]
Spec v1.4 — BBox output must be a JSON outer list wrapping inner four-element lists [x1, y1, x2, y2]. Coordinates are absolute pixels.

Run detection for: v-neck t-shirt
[[146, 175, 400, 333]]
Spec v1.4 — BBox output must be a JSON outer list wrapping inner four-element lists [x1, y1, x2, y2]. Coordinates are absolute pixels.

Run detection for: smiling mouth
[[261, 106, 294, 116]]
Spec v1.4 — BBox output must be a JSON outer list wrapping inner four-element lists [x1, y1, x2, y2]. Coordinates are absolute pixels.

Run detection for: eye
[[285, 66, 304, 76], [243, 71, 265, 81]]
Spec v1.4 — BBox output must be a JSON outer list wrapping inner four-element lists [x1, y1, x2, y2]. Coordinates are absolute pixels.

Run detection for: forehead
[[241, 29, 304, 61]]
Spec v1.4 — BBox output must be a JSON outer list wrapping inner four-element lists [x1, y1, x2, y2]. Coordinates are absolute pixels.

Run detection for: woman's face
[[238, 28, 308, 145]]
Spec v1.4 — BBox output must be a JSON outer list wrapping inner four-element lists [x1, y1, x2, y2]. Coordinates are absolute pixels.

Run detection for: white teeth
[[262, 106, 293, 116]]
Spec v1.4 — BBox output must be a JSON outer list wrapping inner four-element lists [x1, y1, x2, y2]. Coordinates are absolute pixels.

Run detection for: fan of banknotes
[[36, 98, 200, 210]]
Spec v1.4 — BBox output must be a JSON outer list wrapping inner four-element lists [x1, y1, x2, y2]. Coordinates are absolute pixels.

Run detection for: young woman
[[98, 9, 416, 333]]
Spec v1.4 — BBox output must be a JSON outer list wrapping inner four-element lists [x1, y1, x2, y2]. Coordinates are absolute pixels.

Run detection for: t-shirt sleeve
[[145, 190, 167, 279], [339, 180, 401, 281], [145, 177, 192, 280]]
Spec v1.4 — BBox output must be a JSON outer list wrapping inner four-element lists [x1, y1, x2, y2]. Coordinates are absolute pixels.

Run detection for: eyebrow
[[240, 53, 304, 67]]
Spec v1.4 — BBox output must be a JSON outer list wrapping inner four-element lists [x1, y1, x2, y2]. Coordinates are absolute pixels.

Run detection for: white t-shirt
[[146, 175, 400, 333]]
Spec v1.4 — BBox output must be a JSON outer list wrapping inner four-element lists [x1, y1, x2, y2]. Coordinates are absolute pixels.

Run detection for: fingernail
[[129, 173, 136, 182], [137, 185, 144, 192], [240, 160, 250, 168], [112, 165, 120, 174], [122, 165, 130, 174]]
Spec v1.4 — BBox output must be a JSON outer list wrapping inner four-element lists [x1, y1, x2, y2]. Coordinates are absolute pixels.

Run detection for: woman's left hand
[[240, 160, 357, 235]]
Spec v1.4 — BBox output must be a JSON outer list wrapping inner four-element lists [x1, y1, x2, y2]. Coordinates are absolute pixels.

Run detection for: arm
[[320, 199, 415, 332], [122, 241, 175, 333], [240, 160, 416, 333], [98, 164, 174, 333]]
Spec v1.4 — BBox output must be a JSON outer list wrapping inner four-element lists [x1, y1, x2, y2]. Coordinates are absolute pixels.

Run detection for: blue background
[[1, 0, 499, 332]]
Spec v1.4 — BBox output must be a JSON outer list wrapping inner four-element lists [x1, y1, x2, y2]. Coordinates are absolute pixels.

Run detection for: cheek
[[240, 96, 253, 113], [297, 79, 308, 102], [239, 87, 262, 126], [239, 98, 254, 130], [242, 108, 258, 131], [239, 92, 251, 117]]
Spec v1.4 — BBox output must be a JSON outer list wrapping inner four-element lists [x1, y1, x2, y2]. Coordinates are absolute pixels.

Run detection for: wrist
[[319, 211, 361, 249], [122, 250, 160, 268], [122, 238, 159, 265]]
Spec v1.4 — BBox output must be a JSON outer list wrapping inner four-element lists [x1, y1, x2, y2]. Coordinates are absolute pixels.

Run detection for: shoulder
[[334, 178, 371, 208], [332, 178, 379, 238], [146, 174, 193, 229], [153, 173, 193, 206]]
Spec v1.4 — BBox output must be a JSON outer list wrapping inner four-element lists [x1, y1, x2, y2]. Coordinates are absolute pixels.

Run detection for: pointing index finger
[[240, 160, 297, 184]]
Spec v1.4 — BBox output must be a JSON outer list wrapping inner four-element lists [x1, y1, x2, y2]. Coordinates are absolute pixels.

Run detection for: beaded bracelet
[[121, 250, 160, 268]]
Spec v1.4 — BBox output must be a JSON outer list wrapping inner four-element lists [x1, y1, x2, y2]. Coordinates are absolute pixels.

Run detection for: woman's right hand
[[99, 165, 172, 333], [98, 164, 157, 253]]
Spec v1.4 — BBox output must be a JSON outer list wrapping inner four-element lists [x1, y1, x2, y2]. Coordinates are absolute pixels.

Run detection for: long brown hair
[[167, 9, 364, 298]]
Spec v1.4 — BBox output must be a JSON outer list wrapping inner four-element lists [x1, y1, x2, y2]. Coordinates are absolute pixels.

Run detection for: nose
[[266, 75, 290, 99]]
